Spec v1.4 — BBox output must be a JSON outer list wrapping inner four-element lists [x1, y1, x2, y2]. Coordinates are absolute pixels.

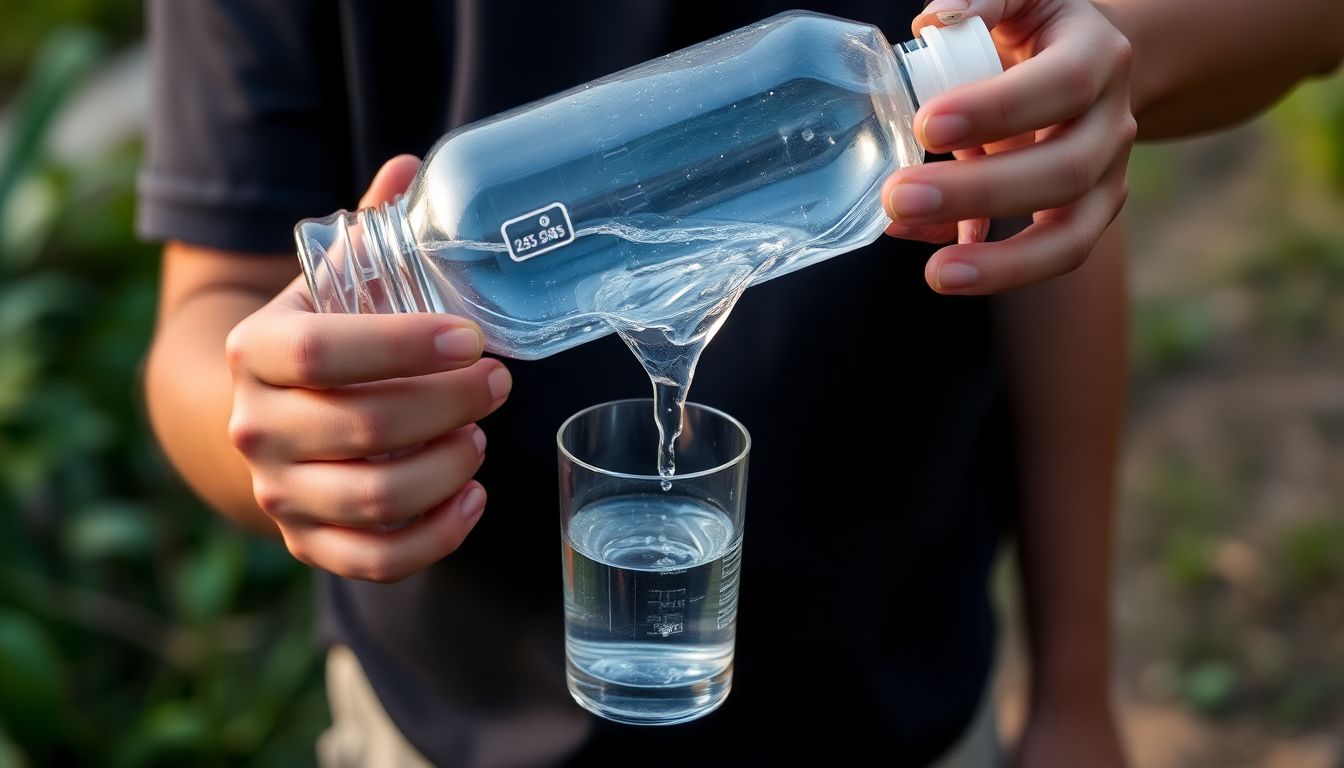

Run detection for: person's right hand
[[883, 0, 1136, 294], [225, 156, 512, 582]]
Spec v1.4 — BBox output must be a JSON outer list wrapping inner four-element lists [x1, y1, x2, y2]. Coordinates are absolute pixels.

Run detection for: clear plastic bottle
[[296, 10, 1002, 359]]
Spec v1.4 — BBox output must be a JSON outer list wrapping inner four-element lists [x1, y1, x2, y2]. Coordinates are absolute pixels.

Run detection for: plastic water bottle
[[295, 10, 1002, 359]]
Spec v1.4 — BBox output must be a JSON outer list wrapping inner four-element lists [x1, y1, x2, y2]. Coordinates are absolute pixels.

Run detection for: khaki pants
[[317, 646, 435, 768], [317, 646, 1000, 768]]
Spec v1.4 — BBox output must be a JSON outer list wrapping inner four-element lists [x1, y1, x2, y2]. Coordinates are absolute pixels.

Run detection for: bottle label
[[501, 202, 575, 262]]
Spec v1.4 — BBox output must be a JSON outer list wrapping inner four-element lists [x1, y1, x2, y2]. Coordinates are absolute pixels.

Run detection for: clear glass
[[296, 10, 927, 359], [557, 399, 750, 725]]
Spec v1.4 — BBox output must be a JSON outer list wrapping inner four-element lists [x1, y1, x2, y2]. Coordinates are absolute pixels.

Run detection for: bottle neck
[[893, 37, 933, 111], [865, 43, 926, 174], [296, 197, 435, 315]]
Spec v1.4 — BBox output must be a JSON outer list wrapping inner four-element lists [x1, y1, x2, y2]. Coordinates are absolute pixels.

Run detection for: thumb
[[912, 0, 1013, 34], [359, 154, 422, 208], [272, 271, 323, 312]]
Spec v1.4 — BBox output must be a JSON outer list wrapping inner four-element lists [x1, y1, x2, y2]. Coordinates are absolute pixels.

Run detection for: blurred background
[[0, 3, 1340, 766]]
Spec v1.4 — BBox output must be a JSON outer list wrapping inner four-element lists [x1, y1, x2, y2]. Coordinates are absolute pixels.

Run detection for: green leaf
[[1181, 659, 1237, 716], [1274, 671, 1339, 728], [1277, 516, 1344, 592], [0, 721, 30, 768], [63, 500, 154, 561], [0, 28, 104, 221], [173, 533, 245, 623], [0, 274, 85, 339], [0, 609, 69, 748], [0, 173, 60, 265], [113, 701, 213, 768], [0, 336, 41, 419], [1132, 300, 1214, 376]]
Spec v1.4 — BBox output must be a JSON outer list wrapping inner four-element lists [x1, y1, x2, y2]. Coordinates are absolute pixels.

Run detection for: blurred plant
[[0, 26, 325, 768], [1131, 298, 1216, 379], [1235, 225, 1344, 343], [1272, 69, 1344, 195], [0, 0, 140, 96], [1180, 658, 1239, 716], [1275, 515, 1344, 597], [1133, 458, 1235, 590]]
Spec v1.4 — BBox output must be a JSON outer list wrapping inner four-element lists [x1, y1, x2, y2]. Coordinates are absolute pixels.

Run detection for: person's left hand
[[883, 0, 1136, 295], [1012, 698, 1127, 768]]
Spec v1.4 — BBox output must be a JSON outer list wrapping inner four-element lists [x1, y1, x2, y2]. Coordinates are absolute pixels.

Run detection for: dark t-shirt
[[139, 2, 1012, 765]]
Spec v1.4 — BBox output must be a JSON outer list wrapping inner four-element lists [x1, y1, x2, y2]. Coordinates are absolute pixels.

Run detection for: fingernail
[[922, 114, 971, 149], [435, 327, 482, 362], [461, 486, 486, 519], [923, 0, 970, 24], [888, 183, 943, 219], [938, 262, 980, 290], [470, 426, 487, 457], [487, 365, 512, 402]]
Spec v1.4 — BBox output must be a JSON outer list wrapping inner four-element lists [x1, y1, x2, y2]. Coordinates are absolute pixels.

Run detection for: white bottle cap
[[903, 16, 1003, 107]]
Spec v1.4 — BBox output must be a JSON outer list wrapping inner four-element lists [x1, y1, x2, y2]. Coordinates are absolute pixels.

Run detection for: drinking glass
[[557, 399, 750, 725]]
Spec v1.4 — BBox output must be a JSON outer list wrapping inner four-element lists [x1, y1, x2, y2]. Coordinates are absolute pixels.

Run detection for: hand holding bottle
[[884, 0, 1136, 294], [226, 156, 512, 582]]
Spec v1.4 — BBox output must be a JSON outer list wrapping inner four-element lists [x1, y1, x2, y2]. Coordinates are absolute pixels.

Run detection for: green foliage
[[1181, 658, 1238, 716], [1131, 299, 1215, 377], [1272, 69, 1344, 194], [0, 29, 103, 217], [0, 28, 325, 767], [1134, 458, 1233, 590], [1236, 226, 1344, 342], [1273, 671, 1341, 730], [1275, 515, 1344, 594], [0, 0, 138, 95], [1125, 144, 1176, 205]]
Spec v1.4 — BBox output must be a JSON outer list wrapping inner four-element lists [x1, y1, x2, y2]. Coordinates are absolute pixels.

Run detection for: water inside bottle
[[414, 74, 893, 479]]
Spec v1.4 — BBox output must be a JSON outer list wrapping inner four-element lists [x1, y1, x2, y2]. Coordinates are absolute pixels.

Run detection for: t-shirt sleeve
[[136, 0, 354, 254]]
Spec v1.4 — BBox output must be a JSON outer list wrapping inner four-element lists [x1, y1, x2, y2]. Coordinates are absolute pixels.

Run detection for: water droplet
[[801, 128, 815, 141]]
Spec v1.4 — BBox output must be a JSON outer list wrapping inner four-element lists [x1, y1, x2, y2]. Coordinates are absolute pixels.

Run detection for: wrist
[[1030, 667, 1113, 713], [1029, 642, 1114, 711]]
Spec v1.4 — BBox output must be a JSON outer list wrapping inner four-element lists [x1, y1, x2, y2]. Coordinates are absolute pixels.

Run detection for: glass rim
[[556, 398, 751, 482]]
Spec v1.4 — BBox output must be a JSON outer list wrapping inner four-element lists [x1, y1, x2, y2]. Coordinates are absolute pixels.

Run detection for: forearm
[[1096, 0, 1344, 139], [145, 244, 292, 534], [994, 219, 1127, 704]]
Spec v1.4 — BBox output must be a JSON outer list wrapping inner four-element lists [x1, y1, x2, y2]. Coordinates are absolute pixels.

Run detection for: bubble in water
[[801, 128, 815, 141]]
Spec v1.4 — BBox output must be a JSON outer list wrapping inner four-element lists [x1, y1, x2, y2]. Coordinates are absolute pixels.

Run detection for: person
[[137, 2, 1341, 767]]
